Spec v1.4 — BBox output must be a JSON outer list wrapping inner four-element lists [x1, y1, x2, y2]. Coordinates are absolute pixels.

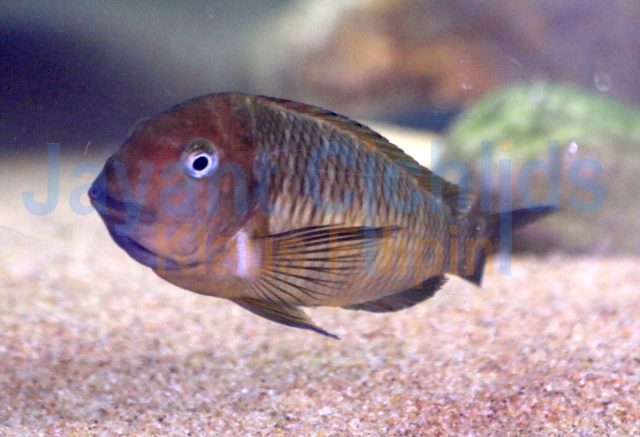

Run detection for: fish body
[[90, 93, 552, 337]]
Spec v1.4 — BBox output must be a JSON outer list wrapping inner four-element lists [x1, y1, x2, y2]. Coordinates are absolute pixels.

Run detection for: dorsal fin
[[255, 95, 472, 215]]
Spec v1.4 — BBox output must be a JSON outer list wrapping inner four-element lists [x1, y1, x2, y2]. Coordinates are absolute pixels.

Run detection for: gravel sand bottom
[[1, 157, 638, 435]]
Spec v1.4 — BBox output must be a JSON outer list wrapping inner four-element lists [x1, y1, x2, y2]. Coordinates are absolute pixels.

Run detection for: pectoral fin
[[233, 298, 339, 339], [251, 224, 400, 306]]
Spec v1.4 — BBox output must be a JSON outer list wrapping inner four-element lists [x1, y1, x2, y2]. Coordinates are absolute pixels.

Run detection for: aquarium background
[[3, 0, 639, 150], [1, 1, 639, 434]]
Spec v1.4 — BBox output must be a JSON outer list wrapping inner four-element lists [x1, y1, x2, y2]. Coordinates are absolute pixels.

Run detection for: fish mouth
[[111, 233, 184, 271], [89, 190, 156, 224], [89, 185, 198, 271]]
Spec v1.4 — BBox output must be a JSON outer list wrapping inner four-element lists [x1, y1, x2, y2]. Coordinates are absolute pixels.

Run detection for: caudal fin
[[457, 205, 557, 285]]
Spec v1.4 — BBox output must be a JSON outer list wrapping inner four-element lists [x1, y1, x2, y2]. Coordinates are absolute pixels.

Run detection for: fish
[[89, 93, 554, 338]]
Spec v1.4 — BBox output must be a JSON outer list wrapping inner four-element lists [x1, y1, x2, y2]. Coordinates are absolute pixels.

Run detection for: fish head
[[89, 94, 261, 272]]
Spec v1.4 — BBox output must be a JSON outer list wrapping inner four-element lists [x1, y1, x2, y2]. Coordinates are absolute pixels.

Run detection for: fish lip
[[90, 194, 156, 224], [111, 233, 184, 271]]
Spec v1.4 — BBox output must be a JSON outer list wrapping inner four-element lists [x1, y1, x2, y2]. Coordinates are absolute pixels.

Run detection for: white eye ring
[[183, 139, 219, 178]]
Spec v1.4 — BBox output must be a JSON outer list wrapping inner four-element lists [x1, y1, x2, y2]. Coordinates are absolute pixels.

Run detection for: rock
[[249, 0, 640, 122], [444, 81, 640, 254]]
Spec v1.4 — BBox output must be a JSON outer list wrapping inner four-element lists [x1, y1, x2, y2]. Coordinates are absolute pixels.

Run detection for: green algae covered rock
[[444, 82, 640, 254], [448, 81, 640, 161]]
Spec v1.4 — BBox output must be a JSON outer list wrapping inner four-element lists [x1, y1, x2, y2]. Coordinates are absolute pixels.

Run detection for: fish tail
[[454, 205, 557, 285]]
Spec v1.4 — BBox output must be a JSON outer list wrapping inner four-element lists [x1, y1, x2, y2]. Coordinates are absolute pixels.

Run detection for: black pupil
[[192, 155, 210, 172]]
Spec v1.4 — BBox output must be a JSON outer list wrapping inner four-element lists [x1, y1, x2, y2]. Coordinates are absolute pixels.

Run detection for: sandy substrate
[[0, 154, 638, 435]]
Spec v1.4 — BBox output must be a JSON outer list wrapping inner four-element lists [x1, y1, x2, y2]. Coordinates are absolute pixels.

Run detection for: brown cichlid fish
[[89, 93, 553, 338]]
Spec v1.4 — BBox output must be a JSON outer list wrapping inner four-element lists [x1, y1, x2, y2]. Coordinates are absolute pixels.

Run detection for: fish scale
[[251, 100, 451, 303]]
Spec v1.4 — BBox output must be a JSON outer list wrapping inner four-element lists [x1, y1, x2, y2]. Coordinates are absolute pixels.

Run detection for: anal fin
[[234, 298, 338, 339], [343, 276, 447, 313]]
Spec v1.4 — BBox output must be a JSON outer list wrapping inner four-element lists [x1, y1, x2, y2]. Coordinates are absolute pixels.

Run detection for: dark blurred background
[[2, 0, 639, 152], [1, 0, 284, 152]]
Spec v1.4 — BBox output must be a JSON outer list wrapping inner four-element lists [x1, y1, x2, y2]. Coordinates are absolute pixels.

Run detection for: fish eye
[[182, 139, 219, 178]]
